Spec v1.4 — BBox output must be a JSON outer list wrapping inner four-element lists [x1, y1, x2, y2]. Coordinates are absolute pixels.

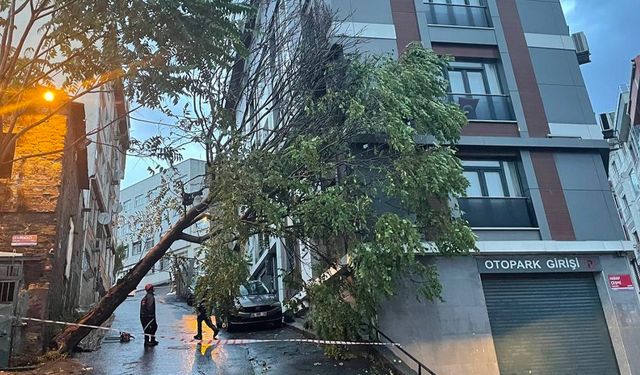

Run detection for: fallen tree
[[52, 0, 476, 353]]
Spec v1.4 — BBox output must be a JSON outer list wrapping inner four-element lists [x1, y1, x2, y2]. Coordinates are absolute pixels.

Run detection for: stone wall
[[0, 104, 88, 362]]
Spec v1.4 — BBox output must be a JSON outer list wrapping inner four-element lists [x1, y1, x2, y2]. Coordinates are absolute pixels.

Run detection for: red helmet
[[144, 284, 154, 292]]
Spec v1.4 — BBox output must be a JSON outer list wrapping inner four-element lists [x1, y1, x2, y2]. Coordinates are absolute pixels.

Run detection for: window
[[132, 241, 142, 255], [0, 133, 16, 178], [122, 200, 132, 212], [630, 172, 640, 194], [462, 160, 522, 197], [446, 62, 514, 121], [144, 238, 154, 251], [426, 0, 491, 27], [134, 195, 144, 207], [0, 281, 16, 303], [629, 143, 638, 163]]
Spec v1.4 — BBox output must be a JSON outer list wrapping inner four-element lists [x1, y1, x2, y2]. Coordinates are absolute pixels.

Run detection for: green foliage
[[113, 244, 127, 275], [196, 42, 475, 347], [195, 238, 250, 316]]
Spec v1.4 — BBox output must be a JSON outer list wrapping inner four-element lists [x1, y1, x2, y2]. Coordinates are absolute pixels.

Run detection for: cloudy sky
[[561, 0, 640, 114], [121, 1, 640, 188]]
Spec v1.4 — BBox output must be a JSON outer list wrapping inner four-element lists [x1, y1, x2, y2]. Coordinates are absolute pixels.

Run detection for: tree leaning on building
[[4, 0, 476, 353]]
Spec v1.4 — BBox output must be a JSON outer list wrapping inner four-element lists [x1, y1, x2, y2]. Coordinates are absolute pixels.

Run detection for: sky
[[560, 0, 640, 114], [121, 0, 640, 188]]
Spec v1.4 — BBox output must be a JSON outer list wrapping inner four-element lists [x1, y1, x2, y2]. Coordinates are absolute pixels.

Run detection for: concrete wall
[[516, 0, 569, 35], [555, 152, 626, 240], [378, 256, 500, 375], [596, 255, 640, 375]]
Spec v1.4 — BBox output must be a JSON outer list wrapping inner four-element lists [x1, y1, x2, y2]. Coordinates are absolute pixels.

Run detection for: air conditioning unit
[[572, 32, 591, 65]]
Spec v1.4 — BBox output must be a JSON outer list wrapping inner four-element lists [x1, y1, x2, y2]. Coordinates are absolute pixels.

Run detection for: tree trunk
[[51, 200, 209, 353]]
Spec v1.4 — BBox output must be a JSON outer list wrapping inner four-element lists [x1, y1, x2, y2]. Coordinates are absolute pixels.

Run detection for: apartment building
[[603, 56, 640, 258], [77, 84, 130, 309], [246, 1, 640, 374], [117, 159, 207, 288]]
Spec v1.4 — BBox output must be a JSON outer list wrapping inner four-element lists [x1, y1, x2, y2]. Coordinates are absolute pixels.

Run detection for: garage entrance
[[482, 273, 619, 375]]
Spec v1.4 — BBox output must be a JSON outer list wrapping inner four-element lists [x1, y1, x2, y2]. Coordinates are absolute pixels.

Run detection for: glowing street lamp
[[43, 90, 55, 102]]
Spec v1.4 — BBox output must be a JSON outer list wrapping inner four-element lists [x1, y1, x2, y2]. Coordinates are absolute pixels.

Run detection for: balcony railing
[[458, 197, 537, 228], [426, 2, 492, 28], [448, 93, 515, 121]]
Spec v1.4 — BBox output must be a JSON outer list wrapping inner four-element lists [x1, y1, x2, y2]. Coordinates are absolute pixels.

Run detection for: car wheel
[[273, 318, 282, 329]]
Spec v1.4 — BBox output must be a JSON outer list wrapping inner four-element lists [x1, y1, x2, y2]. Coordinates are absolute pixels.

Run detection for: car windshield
[[239, 281, 269, 296]]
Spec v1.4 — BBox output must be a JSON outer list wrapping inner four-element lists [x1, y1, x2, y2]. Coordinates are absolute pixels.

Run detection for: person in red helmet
[[140, 284, 158, 347]]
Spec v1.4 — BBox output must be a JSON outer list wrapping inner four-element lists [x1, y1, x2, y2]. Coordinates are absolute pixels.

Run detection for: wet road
[[77, 288, 379, 374]]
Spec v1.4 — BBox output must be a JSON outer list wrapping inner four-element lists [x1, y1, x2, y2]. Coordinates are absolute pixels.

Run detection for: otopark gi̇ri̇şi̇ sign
[[476, 255, 601, 273]]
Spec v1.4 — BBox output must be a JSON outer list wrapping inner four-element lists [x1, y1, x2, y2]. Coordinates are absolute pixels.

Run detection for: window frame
[[132, 241, 142, 255], [462, 160, 521, 198]]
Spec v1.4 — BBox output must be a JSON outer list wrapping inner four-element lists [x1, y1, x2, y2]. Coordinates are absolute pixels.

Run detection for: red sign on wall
[[608, 274, 634, 290], [11, 235, 38, 247]]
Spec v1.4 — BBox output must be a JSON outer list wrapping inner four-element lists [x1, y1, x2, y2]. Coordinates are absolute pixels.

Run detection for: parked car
[[222, 280, 282, 331]]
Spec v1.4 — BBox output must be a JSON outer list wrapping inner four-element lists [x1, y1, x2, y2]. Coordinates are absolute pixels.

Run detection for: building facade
[[0, 89, 129, 364], [0, 104, 88, 364], [604, 56, 640, 256], [117, 158, 207, 289], [77, 84, 130, 310], [248, 1, 640, 374]]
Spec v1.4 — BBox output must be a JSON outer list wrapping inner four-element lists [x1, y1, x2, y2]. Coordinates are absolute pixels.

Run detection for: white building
[[78, 83, 130, 308], [117, 158, 207, 288]]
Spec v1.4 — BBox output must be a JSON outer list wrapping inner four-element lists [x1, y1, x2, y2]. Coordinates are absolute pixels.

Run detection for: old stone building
[[0, 102, 89, 364]]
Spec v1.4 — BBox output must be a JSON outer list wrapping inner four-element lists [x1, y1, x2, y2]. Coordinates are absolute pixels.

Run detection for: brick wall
[[0, 104, 88, 361]]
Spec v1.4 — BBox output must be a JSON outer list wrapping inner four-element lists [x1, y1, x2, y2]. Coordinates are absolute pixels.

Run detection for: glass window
[[467, 71, 486, 94], [484, 171, 506, 197], [448, 70, 465, 93], [132, 241, 142, 255], [240, 281, 269, 296], [463, 171, 483, 196], [462, 160, 521, 197], [134, 195, 144, 207]]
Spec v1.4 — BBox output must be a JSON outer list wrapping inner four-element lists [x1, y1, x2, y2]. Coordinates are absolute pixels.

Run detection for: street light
[[43, 90, 55, 102]]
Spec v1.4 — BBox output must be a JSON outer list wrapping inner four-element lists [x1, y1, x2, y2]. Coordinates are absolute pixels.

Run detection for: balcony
[[458, 197, 537, 228], [448, 93, 515, 121], [426, 2, 492, 28]]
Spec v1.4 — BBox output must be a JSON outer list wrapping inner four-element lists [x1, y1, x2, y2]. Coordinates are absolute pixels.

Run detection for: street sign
[[10, 235, 38, 247], [476, 255, 601, 273], [608, 274, 634, 290]]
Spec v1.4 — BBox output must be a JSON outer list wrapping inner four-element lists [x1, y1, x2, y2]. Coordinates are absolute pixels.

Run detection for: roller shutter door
[[482, 273, 619, 375]]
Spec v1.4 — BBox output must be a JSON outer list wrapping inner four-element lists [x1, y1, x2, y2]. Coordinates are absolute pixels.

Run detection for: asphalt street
[[76, 288, 382, 375]]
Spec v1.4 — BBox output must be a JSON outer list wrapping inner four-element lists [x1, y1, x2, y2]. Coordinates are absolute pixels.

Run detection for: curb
[[283, 321, 317, 339]]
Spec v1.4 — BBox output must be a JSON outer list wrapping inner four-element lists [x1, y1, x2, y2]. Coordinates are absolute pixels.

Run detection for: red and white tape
[[0, 314, 400, 347]]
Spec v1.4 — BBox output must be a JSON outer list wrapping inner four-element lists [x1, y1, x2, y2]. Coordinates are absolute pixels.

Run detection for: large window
[[459, 160, 535, 228], [134, 194, 144, 208], [132, 241, 142, 255], [447, 61, 514, 121], [462, 160, 522, 197], [426, 0, 491, 28]]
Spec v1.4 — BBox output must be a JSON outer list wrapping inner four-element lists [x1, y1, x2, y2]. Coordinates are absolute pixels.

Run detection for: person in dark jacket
[[140, 284, 158, 347], [193, 299, 219, 340]]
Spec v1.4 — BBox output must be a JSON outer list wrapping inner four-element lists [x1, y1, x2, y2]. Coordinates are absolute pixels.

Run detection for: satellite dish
[[112, 203, 123, 213], [97, 212, 112, 225]]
